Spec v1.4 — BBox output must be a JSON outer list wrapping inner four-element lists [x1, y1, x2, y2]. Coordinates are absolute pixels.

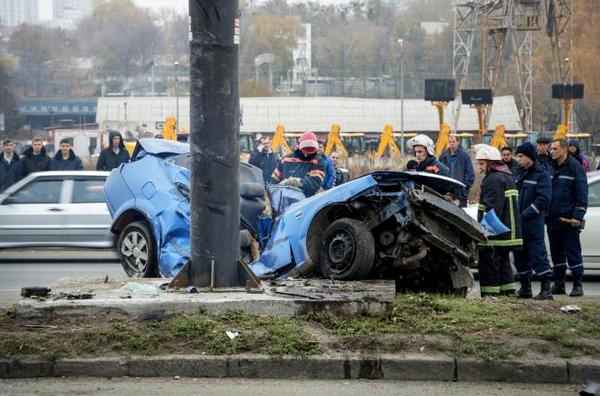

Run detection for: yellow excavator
[[375, 124, 401, 158], [324, 124, 348, 158], [270, 124, 292, 154], [490, 124, 509, 150]]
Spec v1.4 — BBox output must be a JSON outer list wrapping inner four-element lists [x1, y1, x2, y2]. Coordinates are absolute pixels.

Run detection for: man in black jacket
[[547, 138, 588, 297], [96, 131, 130, 171], [249, 134, 279, 183], [21, 137, 52, 178], [52, 138, 84, 171], [0, 138, 21, 192]]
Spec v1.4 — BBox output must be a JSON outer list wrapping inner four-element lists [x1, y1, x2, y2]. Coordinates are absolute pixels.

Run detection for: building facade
[[0, 0, 39, 27]]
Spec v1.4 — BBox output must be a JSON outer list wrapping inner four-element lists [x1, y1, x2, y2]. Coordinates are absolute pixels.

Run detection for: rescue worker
[[51, 138, 84, 171], [96, 131, 130, 171], [476, 144, 522, 297], [271, 131, 326, 197], [440, 135, 475, 207], [547, 138, 588, 297], [513, 142, 553, 300], [536, 135, 552, 173], [249, 134, 279, 183], [407, 134, 449, 176]]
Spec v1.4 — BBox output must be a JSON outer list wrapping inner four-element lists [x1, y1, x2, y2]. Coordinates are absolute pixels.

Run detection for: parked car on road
[[465, 170, 600, 270], [0, 171, 113, 249], [105, 139, 486, 295]]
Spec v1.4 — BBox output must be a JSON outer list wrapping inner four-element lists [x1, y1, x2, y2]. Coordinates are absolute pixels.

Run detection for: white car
[[0, 171, 114, 249], [466, 170, 600, 270]]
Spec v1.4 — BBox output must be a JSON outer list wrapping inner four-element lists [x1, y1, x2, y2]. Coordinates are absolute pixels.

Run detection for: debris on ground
[[20, 287, 51, 298], [561, 305, 581, 314], [121, 282, 163, 295]]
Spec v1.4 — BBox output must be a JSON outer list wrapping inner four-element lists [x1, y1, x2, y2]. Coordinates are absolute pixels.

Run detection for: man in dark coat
[[513, 142, 553, 300], [249, 134, 279, 183], [0, 138, 21, 192], [500, 146, 519, 176], [440, 135, 475, 207], [271, 131, 326, 197], [547, 138, 588, 297], [51, 138, 84, 171], [96, 131, 130, 171], [536, 135, 552, 173], [21, 137, 52, 178], [476, 145, 522, 297]]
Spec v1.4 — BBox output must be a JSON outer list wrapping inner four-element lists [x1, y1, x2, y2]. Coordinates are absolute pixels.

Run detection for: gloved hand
[[280, 177, 303, 188]]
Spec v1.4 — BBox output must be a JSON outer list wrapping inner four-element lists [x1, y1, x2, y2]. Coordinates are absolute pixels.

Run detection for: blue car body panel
[[105, 139, 192, 278], [250, 175, 379, 276]]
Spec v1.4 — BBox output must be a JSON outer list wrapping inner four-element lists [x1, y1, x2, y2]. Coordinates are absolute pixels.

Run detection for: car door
[[0, 176, 68, 247], [582, 176, 600, 268], [61, 176, 114, 248]]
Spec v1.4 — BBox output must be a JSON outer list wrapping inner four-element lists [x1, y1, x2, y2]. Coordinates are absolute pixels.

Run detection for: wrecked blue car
[[104, 138, 265, 278], [105, 139, 486, 295]]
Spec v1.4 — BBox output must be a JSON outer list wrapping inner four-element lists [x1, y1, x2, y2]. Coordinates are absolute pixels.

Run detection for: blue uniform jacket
[[322, 155, 335, 190], [439, 148, 475, 190], [271, 150, 326, 197], [51, 149, 84, 171], [515, 164, 551, 239], [546, 156, 588, 230]]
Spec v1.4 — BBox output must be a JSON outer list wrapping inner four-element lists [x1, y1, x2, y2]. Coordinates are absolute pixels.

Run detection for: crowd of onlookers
[[0, 131, 130, 193]]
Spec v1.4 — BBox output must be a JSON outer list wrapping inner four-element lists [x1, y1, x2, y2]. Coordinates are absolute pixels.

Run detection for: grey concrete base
[[15, 277, 395, 319], [2, 355, 599, 383]]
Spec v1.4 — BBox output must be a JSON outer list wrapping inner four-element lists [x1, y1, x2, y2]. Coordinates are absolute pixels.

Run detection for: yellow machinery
[[324, 124, 348, 158], [270, 124, 292, 154], [490, 124, 509, 150], [435, 123, 451, 157], [375, 124, 401, 158], [163, 116, 177, 141]]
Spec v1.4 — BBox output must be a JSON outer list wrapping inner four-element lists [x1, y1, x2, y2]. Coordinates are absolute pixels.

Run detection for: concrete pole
[[174, 61, 180, 134], [189, 0, 241, 287]]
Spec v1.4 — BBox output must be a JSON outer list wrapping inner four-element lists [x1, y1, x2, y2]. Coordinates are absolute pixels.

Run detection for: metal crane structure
[[452, 0, 573, 135]]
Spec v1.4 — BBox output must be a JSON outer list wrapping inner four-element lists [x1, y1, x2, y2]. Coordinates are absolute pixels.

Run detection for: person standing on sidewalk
[[475, 145, 522, 297], [249, 134, 279, 183], [439, 135, 475, 207], [96, 131, 130, 171], [51, 138, 84, 171], [0, 138, 21, 192], [547, 138, 588, 297], [513, 142, 553, 300], [20, 136, 52, 178]]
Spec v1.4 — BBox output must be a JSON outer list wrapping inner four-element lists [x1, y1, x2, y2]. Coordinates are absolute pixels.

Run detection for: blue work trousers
[[513, 237, 552, 280], [547, 227, 584, 279]]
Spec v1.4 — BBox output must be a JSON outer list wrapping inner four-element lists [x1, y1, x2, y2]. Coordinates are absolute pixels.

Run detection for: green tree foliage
[[78, 0, 161, 78]]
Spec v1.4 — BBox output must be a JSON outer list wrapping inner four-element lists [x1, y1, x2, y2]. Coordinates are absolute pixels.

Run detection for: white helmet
[[474, 144, 502, 161], [407, 134, 435, 156]]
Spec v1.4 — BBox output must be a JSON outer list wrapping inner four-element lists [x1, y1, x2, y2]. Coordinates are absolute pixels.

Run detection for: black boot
[[534, 279, 554, 300], [551, 279, 566, 295], [570, 277, 584, 297], [517, 278, 533, 299]]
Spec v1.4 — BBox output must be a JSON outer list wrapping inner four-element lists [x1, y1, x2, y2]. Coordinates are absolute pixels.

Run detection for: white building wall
[[0, 0, 39, 27]]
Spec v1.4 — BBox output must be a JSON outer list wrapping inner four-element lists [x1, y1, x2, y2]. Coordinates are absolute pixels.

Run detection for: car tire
[[117, 220, 158, 278], [319, 218, 375, 280]]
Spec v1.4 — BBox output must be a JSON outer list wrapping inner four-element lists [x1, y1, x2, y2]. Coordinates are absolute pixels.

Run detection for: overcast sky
[[40, 0, 353, 19]]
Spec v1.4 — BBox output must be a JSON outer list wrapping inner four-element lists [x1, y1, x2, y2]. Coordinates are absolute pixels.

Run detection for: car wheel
[[117, 220, 157, 278], [319, 218, 375, 280]]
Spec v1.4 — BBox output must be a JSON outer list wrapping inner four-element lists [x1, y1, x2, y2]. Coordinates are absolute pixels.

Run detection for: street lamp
[[174, 61, 180, 134], [398, 38, 405, 156]]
